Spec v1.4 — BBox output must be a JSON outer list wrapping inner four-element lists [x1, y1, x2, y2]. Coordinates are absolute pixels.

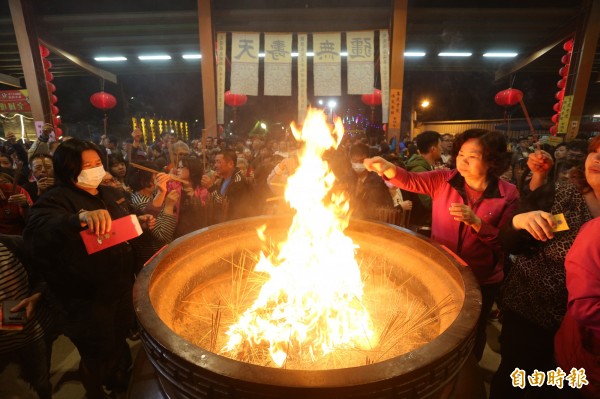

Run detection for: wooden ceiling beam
[[494, 16, 578, 81], [38, 38, 117, 83], [0, 72, 21, 87]]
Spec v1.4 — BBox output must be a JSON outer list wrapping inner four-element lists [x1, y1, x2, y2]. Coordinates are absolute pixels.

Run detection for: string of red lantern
[[550, 38, 574, 136], [40, 43, 61, 138]]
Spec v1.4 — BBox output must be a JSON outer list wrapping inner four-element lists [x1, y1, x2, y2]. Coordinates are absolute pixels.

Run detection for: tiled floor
[[0, 319, 503, 398]]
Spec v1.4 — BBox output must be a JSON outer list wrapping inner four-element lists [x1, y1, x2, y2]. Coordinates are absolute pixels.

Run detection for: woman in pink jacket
[[365, 129, 519, 360], [554, 138, 600, 398]]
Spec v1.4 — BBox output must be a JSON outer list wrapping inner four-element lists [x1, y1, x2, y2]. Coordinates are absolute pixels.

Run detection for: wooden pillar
[[387, 0, 407, 150], [564, 0, 600, 140], [8, 0, 51, 130], [198, 0, 217, 138]]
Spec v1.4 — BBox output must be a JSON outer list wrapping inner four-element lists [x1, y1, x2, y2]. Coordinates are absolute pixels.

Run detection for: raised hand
[[512, 210, 555, 241], [363, 157, 397, 179]]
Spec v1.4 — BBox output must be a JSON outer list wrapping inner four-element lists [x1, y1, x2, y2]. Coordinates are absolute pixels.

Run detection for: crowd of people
[[0, 121, 598, 398]]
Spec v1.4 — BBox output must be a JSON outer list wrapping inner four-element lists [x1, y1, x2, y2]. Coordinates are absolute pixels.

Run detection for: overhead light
[[404, 52, 426, 57], [94, 56, 127, 62], [290, 52, 316, 57], [438, 52, 472, 57], [340, 52, 348, 56], [182, 54, 202, 59], [593, 114, 600, 118], [483, 52, 518, 58], [138, 55, 172, 61]]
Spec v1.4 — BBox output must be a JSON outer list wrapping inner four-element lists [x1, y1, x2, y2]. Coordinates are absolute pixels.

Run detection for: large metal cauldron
[[133, 215, 481, 399]]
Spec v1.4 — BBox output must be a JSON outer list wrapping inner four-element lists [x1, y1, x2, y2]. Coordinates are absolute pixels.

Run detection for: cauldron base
[[127, 349, 487, 399]]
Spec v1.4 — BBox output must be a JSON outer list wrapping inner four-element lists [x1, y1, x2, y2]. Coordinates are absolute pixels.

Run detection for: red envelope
[[80, 214, 142, 254]]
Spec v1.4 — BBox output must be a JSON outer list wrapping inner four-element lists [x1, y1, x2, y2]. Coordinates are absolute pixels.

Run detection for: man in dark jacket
[[404, 130, 442, 230], [349, 143, 393, 220], [209, 149, 253, 222]]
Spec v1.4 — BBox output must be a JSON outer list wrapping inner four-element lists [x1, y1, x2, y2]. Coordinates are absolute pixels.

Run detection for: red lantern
[[46, 81, 56, 93], [553, 101, 563, 113], [557, 78, 567, 89], [361, 89, 382, 106], [54, 127, 62, 138], [555, 90, 565, 101], [53, 116, 61, 126], [51, 94, 58, 104], [90, 91, 117, 110], [563, 39, 574, 52], [45, 70, 54, 81], [559, 66, 569, 77], [224, 91, 248, 107], [51, 105, 59, 115], [494, 88, 523, 107], [551, 113, 561, 124], [549, 125, 558, 136], [39, 44, 50, 58], [561, 53, 571, 65], [43, 59, 52, 69]]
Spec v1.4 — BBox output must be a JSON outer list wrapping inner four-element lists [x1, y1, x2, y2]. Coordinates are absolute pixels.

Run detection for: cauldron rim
[[134, 215, 481, 389]]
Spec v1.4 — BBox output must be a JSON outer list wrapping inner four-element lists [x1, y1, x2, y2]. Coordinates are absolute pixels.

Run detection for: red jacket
[[555, 217, 600, 399], [388, 168, 519, 285]]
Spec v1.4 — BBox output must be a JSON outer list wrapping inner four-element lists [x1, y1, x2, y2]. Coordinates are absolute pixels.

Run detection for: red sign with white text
[[0, 90, 31, 113]]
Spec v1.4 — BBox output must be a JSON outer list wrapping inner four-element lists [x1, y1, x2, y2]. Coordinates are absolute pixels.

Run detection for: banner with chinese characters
[[297, 34, 308, 123], [313, 33, 341, 96], [346, 31, 374, 95], [389, 89, 402, 129], [264, 33, 292, 96], [230, 32, 260, 96], [216, 32, 227, 124], [379, 30, 390, 123], [0, 90, 31, 112]]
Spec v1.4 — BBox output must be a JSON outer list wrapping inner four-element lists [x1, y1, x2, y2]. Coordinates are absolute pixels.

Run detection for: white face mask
[[352, 162, 366, 173], [77, 165, 106, 189]]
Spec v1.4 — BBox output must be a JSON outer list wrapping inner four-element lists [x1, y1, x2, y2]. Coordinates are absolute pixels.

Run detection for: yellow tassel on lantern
[[140, 118, 146, 139], [158, 120, 163, 136], [168, 120, 173, 137], [149, 119, 155, 142], [185, 122, 189, 140], [132, 117, 138, 130]]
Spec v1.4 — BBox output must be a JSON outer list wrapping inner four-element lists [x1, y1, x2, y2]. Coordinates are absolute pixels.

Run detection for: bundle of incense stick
[[129, 162, 189, 184]]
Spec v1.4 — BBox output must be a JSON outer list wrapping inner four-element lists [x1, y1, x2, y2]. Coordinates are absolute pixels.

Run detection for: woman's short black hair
[[180, 156, 204, 189], [127, 160, 157, 192], [452, 129, 512, 178], [53, 138, 103, 186], [107, 153, 127, 169]]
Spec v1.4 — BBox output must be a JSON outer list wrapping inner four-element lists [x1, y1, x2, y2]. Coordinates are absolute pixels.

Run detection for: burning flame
[[222, 109, 375, 367]]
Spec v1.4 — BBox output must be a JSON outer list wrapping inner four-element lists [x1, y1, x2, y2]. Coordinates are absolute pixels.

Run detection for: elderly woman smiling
[[364, 129, 519, 361]]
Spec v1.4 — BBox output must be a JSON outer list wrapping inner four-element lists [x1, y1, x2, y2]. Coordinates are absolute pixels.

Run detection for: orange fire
[[222, 109, 375, 367]]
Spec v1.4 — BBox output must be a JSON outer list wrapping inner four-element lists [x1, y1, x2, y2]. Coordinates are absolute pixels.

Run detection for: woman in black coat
[[24, 139, 153, 399]]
